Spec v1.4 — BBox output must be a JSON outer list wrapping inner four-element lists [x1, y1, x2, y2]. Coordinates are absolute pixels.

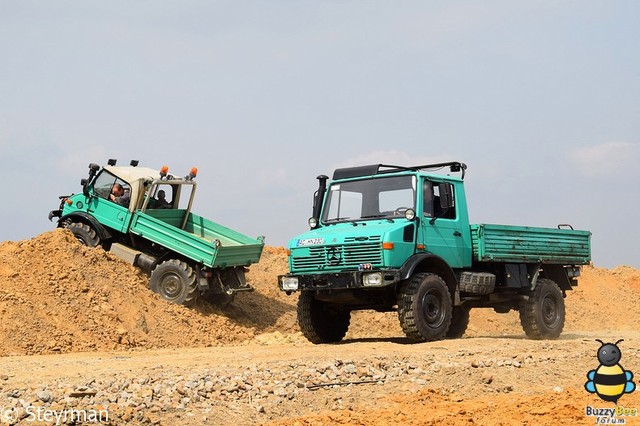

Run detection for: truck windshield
[[322, 175, 416, 223]]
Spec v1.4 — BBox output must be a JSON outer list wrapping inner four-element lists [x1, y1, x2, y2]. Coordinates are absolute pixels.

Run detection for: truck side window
[[433, 183, 456, 220], [92, 171, 130, 206], [423, 181, 435, 217], [92, 171, 118, 199]]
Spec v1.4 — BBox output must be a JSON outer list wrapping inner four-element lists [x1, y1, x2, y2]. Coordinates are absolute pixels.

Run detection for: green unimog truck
[[49, 160, 264, 306], [278, 162, 591, 343]]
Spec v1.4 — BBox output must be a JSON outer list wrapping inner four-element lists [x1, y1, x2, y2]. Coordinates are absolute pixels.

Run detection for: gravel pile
[[0, 351, 550, 426]]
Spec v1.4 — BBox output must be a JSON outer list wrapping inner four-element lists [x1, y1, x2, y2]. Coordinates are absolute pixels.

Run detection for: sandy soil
[[0, 230, 638, 425]]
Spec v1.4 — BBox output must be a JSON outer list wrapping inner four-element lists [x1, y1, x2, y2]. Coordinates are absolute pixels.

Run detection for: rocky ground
[[0, 230, 639, 425]]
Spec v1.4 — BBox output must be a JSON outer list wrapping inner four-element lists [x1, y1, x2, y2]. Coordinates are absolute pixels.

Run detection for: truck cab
[[281, 163, 469, 295]]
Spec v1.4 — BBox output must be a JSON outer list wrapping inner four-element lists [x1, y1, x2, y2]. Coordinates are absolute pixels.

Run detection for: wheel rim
[[421, 290, 445, 328], [159, 273, 183, 299], [541, 294, 560, 328]]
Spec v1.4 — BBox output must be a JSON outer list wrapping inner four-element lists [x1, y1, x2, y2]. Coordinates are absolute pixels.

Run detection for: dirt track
[[0, 231, 639, 425]]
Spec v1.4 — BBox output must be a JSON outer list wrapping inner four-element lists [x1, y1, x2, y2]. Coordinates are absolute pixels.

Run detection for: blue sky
[[1, 1, 638, 268]]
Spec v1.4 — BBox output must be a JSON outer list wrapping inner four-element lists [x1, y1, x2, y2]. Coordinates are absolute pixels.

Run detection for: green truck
[[49, 160, 265, 306], [278, 162, 591, 343]]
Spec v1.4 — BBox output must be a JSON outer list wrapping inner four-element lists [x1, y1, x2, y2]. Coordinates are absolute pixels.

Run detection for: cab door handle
[[453, 231, 462, 237]]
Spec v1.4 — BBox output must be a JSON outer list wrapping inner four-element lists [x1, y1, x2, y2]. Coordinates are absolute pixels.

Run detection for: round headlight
[[405, 209, 416, 221], [308, 217, 318, 228]]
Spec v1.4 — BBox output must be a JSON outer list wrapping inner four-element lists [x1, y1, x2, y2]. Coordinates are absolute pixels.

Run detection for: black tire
[[397, 273, 453, 342], [67, 222, 101, 247], [149, 259, 198, 306], [446, 306, 470, 339], [459, 272, 495, 295], [297, 292, 350, 344], [519, 278, 565, 340]]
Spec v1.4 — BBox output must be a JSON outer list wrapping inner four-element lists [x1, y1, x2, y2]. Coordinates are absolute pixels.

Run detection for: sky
[[1, 1, 638, 268]]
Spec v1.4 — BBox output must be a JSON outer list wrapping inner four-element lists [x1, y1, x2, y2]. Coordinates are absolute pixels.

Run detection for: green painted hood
[[288, 220, 416, 273]]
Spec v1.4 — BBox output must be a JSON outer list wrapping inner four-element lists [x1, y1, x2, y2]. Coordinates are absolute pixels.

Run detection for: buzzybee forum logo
[[585, 339, 636, 403], [584, 339, 637, 424]]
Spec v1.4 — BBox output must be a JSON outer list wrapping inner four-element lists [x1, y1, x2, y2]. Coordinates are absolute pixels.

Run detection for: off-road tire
[[459, 272, 495, 295], [67, 222, 101, 247], [297, 292, 350, 344], [446, 306, 470, 339], [519, 278, 565, 340], [397, 273, 453, 342], [149, 259, 198, 306]]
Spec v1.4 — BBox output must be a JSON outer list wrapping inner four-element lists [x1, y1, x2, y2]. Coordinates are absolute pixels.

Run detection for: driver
[[110, 183, 130, 207]]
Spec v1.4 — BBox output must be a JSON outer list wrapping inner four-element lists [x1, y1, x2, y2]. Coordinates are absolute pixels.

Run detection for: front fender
[[58, 212, 113, 241], [399, 253, 458, 296]]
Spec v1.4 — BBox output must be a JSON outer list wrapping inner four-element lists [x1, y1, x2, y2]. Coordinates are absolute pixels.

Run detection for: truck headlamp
[[308, 217, 318, 228], [405, 208, 416, 220], [362, 272, 383, 287], [281, 277, 299, 291]]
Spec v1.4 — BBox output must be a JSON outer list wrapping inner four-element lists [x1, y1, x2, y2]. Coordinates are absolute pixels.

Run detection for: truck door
[[420, 180, 467, 268], [87, 171, 133, 233]]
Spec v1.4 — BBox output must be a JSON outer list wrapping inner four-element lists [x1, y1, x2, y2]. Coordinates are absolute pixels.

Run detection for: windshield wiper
[[359, 214, 386, 219], [324, 217, 351, 223]]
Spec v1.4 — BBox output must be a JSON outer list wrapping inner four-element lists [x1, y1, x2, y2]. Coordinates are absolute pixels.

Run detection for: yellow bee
[[585, 339, 636, 404]]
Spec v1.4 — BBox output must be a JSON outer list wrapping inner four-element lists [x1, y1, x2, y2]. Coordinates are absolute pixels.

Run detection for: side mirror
[[84, 164, 100, 197], [439, 183, 454, 209]]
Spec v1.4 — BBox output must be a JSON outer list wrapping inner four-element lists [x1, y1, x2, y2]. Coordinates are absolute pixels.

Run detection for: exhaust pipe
[[312, 175, 329, 222]]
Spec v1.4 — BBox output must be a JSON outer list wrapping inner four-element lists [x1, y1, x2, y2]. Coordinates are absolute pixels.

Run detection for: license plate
[[297, 238, 324, 247]]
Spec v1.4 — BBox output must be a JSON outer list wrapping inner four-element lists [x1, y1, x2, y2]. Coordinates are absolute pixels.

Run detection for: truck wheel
[[150, 259, 198, 306], [297, 292, 350, 344], [446, 306, 470, 339], [397, 273, 453, 342], [67, 222, 101, 247], [519, 278, 565, 340]]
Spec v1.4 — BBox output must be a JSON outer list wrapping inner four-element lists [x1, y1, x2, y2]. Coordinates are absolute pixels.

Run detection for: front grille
[[292, 239, 383, 271]]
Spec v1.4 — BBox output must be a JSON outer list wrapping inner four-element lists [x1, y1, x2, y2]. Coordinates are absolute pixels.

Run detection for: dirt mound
[[0, 230, 294, 356], [1, 230, 638, 356]]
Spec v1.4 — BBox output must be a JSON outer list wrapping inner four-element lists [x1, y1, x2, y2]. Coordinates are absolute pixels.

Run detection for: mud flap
[[207, 267, 254, 295]]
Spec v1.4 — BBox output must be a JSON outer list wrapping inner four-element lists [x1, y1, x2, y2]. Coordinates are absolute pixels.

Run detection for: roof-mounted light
[[160, 165, 169, 179], [186, 167, 198, 181], [107, 159, 117, 166], [130, 160, 139, 167]]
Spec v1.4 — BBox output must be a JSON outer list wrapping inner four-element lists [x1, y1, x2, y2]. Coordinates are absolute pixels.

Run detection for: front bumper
[[278, 269, 401, 292], [48, 210, 62, 222]]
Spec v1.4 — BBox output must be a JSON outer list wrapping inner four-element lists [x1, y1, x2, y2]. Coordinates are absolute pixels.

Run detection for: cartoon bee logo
[[585, 339, 636, 404]]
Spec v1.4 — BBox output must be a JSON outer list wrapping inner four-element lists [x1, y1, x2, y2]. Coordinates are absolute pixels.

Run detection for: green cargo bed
[[129, 209, 264, 268], [470, 224, 591, 264]]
